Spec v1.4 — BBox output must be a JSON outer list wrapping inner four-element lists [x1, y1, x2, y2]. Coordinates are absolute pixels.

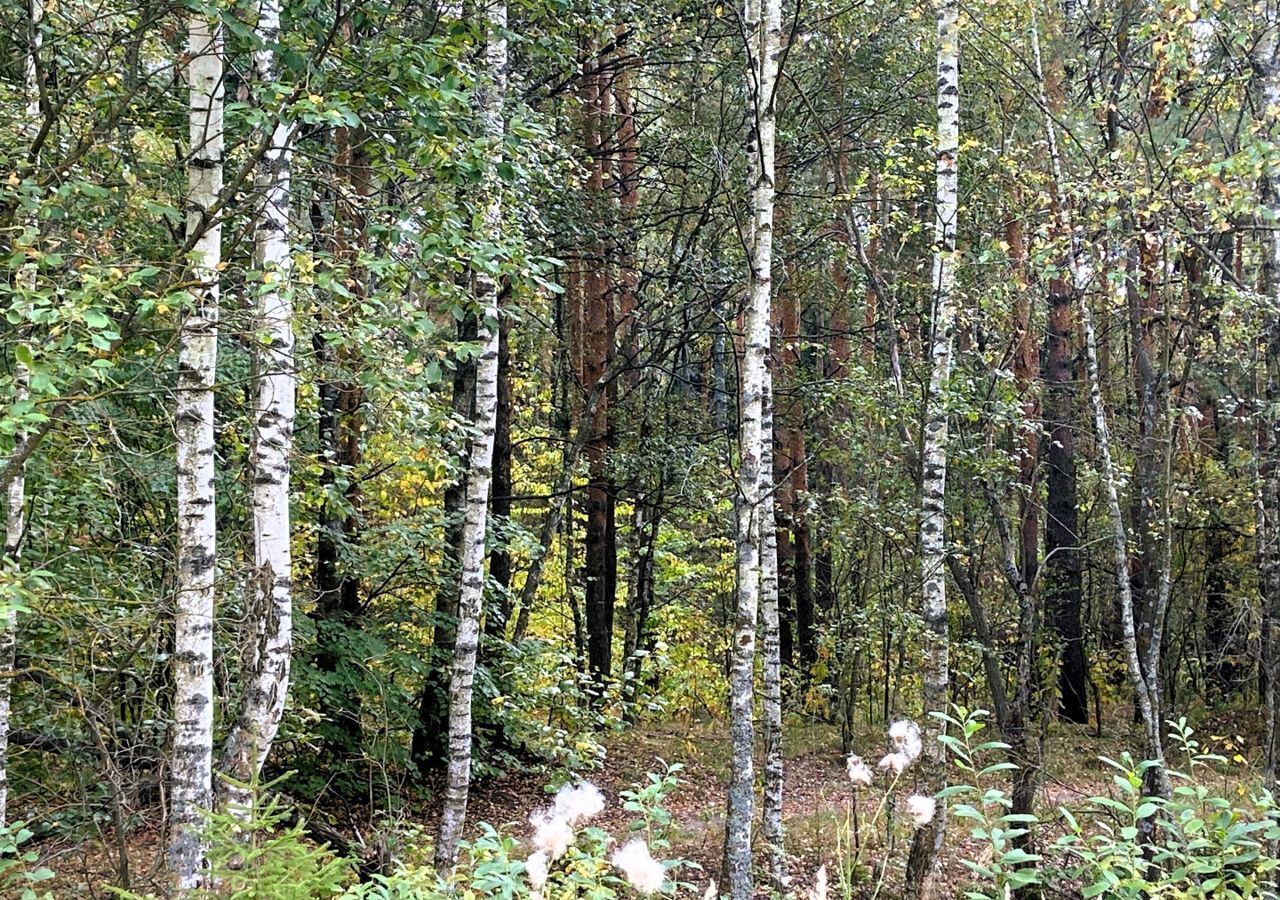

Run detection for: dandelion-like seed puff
[[846, 754, 873, 787], [550, 781, 606, 826], [888, 719, 922, 762], [525, 849, 550, 891], [808, 865, 828, 900], [905, 794, 937, 827], [529, 810, 574, 860], [877, 751, 912, 775], [611, 838, 667, 895]]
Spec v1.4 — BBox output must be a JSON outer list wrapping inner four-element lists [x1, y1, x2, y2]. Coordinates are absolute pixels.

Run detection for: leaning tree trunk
[[169, 9, 223, 891], [904, 1, 958, 895], [1080, 285, 1170, 799], [1, 0, 44, 829], [1028, 7, 1169, 800], [434, 0, 506, 867], [218, 0, 295, 814], [724, 0, 779, 887]]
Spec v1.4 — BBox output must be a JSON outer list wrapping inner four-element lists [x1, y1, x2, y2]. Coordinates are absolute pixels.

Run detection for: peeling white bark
[[725, 0, 780, 889], [218, 0, 296, 816], [169, 11, 223, 892], [759, 371, 785, 892], [1029, 9, 1169, 798], [434, 0, 506, 867], [905, 1, 957, 894], [0, 0, 44, 831]]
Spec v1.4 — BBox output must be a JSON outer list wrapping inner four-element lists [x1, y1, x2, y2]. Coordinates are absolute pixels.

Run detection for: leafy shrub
[[0, 821, 54, 900]]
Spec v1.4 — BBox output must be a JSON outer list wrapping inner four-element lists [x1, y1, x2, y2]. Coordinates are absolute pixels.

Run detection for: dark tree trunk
[[1204, 401, 1242, 697], [486, 314, 514, 637], [581, 47, 615, 688], [1044, 277, 1088, 724]]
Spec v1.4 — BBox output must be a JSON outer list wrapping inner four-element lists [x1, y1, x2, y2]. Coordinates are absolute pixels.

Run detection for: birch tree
[[0, 0, 43, 830], [724, 0, 780, 887], [169, 8, 224, 890], [1028, 10, 1169, 800], [759, 370, 785, 892], [434, 0, 507, 866], [218, 0, 296, 814], [904, 0, 958, 893]]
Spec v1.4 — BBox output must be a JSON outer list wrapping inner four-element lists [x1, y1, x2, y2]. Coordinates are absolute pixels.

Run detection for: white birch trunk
[[725, 0, 780, 889], [434, 0, 506, 867], [217, 0, 296, 815], [1079, 291, 1169, 796], [0, 0, 44, 830], [169, 11, 223, 891], [904, 1, 957, 894], [1027, 9, 1169, 798], [759, 370, 785, 892]]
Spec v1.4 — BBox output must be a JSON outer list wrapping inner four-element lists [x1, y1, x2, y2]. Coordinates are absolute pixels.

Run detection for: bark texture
[[724, 0, 780, 886], [904, 0, 958, 893], [219, 0, 296, 813], [1255, 2, 1280, 789], [760, 371, 786, 892], [434, 0, 506, 865], [169, 9, 223, 890], [1, 0, 43, 828]]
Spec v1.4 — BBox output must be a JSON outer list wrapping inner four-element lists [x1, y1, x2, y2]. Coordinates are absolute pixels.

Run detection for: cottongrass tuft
[[905, 794, 937, 827], [808, 865, 828, 900], [889, 719, 922, 762], [877, 751, 912, 775], [845, 754, 873, 787], [550, 780, 606, 826], [611, 838, 667, 895], [529, 810, 574, 860], [525, 849, 549, 892]]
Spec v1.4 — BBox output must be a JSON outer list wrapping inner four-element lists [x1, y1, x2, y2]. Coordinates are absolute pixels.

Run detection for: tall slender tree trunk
[[904, 1, 958, 894], [1031, 10, 1164, 789], [219, 0, 295, 812], [1255, 5, 1280, 790], [1, 0, 43, 828], [169, 9, 223, 890], [760, 371, 786, 892], [412, 313, 476, 769], [1031, 14, 1088, 723], [1044, 275, 1088, 724], [1006, 213, 1039, 587], [434, 0, 506, 865], [581, 46, 615, 688], [724, 0, 780, 886], [486, 316, 514, 637], [1081, 285, 1170, 798]]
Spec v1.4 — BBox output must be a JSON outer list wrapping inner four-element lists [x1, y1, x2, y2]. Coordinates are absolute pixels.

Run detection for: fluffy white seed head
[[808, 865, 828, 900], [888, 719, 922, 762], [906, 794, 937, 827], [877, 751, 912, 775], [529, 811, 574, 860], [611, 838, 667, 895], [525, 850, 549, 891], [550, 781, 606, 826], [846, 754, 873, 787]]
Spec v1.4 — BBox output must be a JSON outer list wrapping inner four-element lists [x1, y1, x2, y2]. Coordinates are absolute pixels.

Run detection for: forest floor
[[29, 702, 1265, 898]]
